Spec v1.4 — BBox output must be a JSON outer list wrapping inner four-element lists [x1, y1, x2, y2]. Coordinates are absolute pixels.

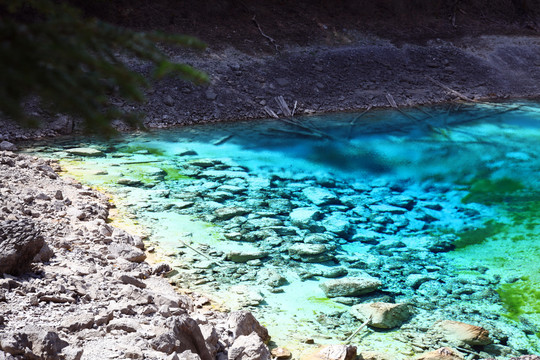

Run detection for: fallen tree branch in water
[[347, 105, 372, 140], [178, 238, 211, 260], [344, 315, 372, 344]]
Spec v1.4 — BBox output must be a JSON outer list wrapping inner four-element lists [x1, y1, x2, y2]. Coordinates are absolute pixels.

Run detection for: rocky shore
[[0, 35, 539, 142], [0, 150, 273, 360]]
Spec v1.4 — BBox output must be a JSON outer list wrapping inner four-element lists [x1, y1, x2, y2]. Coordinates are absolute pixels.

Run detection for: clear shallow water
[[28, 102, 540, 358]]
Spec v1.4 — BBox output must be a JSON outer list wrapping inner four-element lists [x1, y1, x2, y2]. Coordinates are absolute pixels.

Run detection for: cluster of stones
[[0, 151, 273, 360], [92, 150, 539, 357]]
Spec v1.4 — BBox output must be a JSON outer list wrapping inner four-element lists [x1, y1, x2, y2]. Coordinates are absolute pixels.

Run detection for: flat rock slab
[[302, 187, 339, 206], [350, 302, 411, 329], [320, 276, 381, 298], [226, 250, 269, 263], [65, 148, 105, 157]]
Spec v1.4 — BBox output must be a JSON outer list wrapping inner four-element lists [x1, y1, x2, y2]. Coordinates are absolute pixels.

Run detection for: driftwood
[[252, 15, 279, 52], [264, 106, 279, 119], [386, 93, 398, 108], [347, 105, 373, 140], [213, 134, 234, 145], [426, 76, 476, 102], [344, 315, 372, 344], [178, 239, 211, 260], [275, 96, 292, 117]]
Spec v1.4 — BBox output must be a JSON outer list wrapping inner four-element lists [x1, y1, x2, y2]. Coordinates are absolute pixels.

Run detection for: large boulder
[[0, 219, 45, 275], [228, 333, 271, 360], [227, 311, 270, 343], [350, 302, 411, 329], [108, 243, 146, 263], [430, 320, 491, 346], [303, 345, 356, 360], [25, 327, 69, 359], [0, 141, 17, 151], [151, 315, 212, 360], [320, 277, 381, 298]]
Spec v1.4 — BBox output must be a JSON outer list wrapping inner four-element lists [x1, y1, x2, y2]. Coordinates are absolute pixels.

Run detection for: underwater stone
[[217, 185, 246, 194], [214, 207, 250, 220], [176, 149, 198, 156], [387, 195, 416, 210], [65, 147, 104, 157], [188, 159, 219, 168], [226, 250, 269, 263], [370, 204, 408, 215], [350, 302, 411, 329], [288, 243, 334, 263], [267, 199, 293, 213], [117, 178, 144, 187], [320, 276, 382, 298], [290, 207, 323, 230], [406, 274, 435, 289], [304, 233, 335, 244], [351, 229, 381, 244], [322, 214, 352, 237], [430, 320, 491, 346], [322, 267, 348, 278], [175, 201, 195, 210], [302, 187, 339, 206], [201, 170, 248, 180]]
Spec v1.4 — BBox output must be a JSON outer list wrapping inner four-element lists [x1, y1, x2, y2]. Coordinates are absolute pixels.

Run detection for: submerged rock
[[117, 178, 144, 187], [302, 187, 339, 206], [226, 250, 269, 263], [350, 302, 411, 329], [288, 243, 334, 263], [65, 147, 104, 157], [215, 207, 250, 220], [430, 320, 491, 346], [320, 277, 381, 298], [290, 207, 323, 231]]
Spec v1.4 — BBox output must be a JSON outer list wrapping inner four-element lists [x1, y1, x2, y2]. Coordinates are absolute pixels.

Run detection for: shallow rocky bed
[[24, 112, 540, 360]]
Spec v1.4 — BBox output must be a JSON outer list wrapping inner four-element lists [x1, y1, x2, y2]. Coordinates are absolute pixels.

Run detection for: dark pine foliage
[[0, 0, 208, 135]]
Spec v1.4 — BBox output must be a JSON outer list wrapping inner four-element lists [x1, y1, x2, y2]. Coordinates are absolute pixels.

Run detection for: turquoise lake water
[[28, 102, 540, 358]]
